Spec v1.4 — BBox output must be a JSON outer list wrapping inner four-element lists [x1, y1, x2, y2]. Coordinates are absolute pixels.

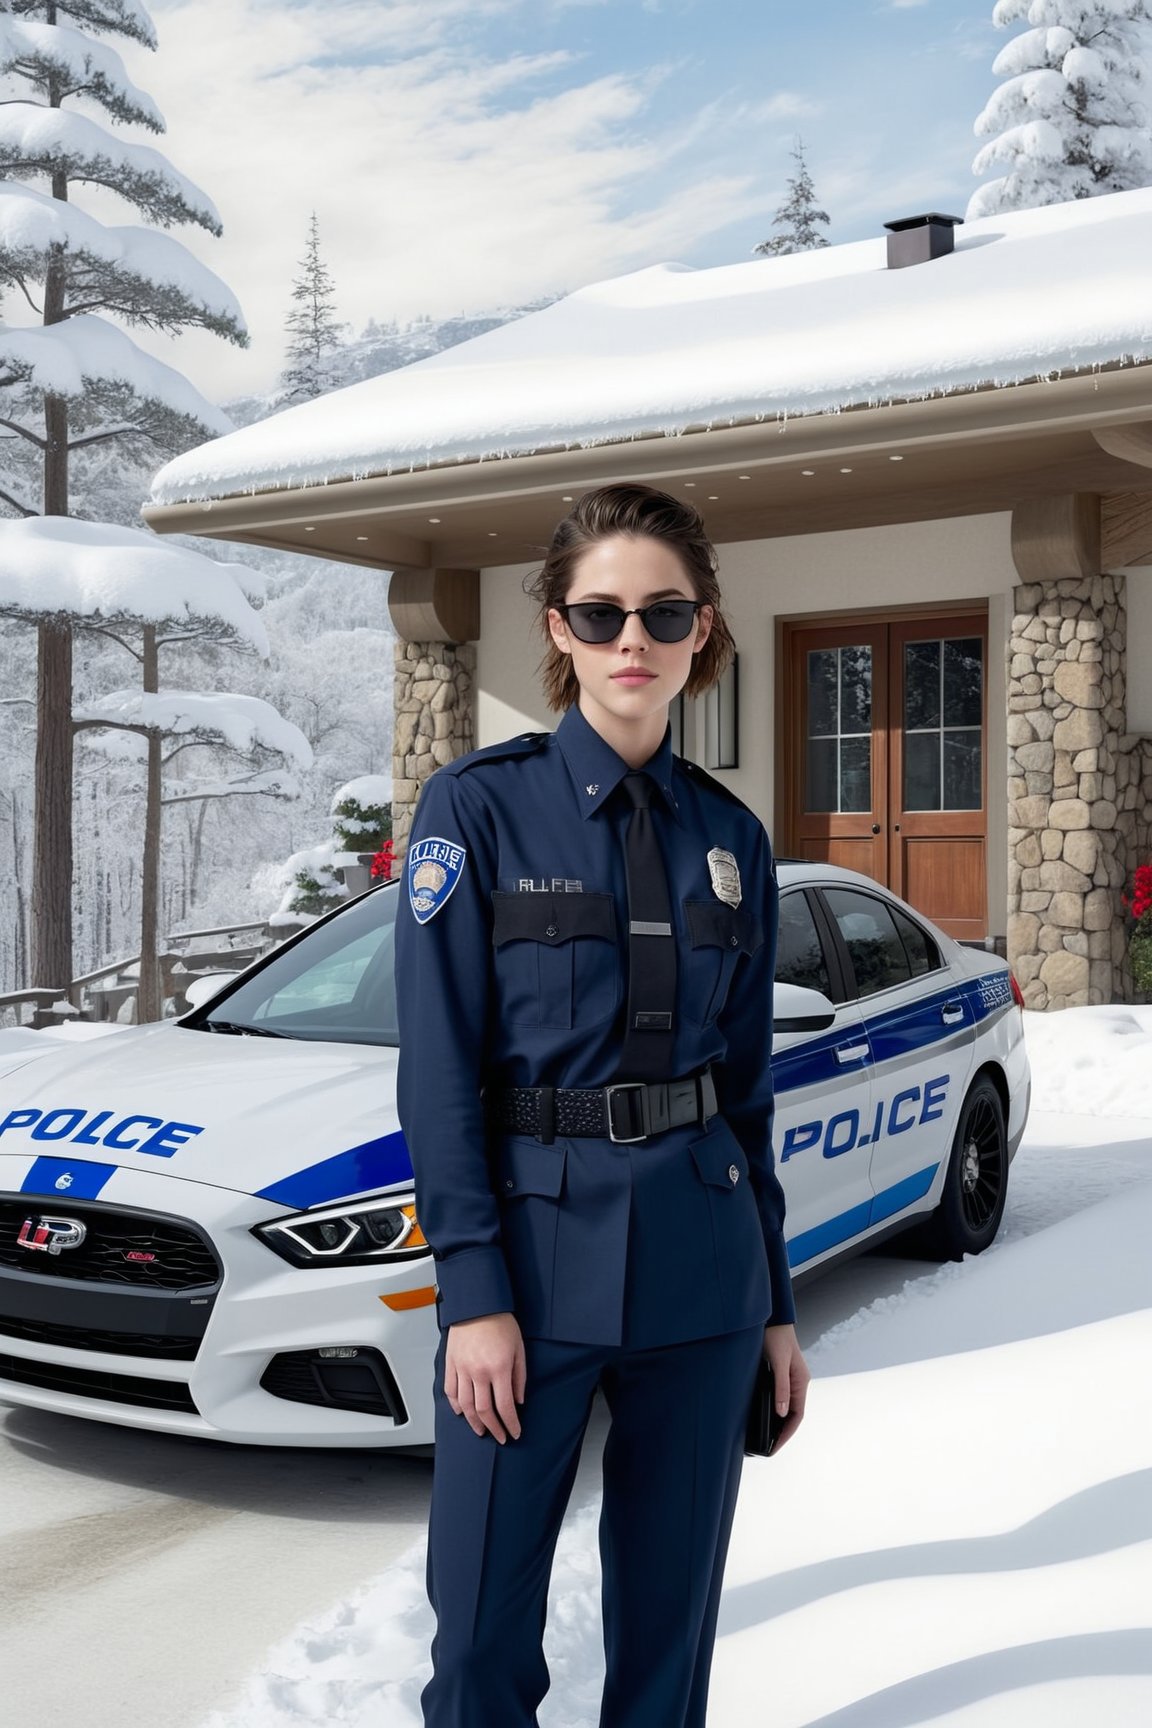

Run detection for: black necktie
[[616, 771, 677, 1080]]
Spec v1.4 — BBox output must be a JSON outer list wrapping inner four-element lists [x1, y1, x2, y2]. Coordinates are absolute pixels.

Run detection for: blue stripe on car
[[256, 1130, 413, 1209], [786, 1162, 940, 1266], [19, 1156, 117, 1199], [773, 971, 1011, 1096]]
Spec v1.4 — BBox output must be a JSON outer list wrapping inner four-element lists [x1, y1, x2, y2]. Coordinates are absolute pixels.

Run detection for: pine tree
[[0, 0, 247, 994], [969, 1, 1152, 218], [280, 212, 345, 400], [753, 138, 831, 257]]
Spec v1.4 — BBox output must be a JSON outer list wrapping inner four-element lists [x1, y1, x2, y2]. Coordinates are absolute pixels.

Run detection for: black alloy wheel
[[902, 1073, 1009, 1261]]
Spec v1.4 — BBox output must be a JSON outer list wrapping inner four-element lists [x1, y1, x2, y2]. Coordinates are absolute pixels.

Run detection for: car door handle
[[834, 1042, 870, 1065], [941, 1001, 965, 1025]]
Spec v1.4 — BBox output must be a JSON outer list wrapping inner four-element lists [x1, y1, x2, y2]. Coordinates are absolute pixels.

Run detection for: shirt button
[[730, 935, 739, 948], [505, 1178, 515, 1190], [728, 1164, 740, 1184], [546, 923, 558, 937]]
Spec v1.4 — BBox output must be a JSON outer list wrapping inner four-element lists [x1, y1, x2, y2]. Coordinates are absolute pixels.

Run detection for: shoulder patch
[[408, 835, 467, 923], [440, 732, 551, 778]]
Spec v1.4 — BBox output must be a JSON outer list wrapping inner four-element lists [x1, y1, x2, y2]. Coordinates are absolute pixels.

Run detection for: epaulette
[[677, 756, 756, 815], [438, 732, 551, 778]]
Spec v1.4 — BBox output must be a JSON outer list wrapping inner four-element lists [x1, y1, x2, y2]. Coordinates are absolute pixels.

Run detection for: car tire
[[901, 1073, 1008, 1261]]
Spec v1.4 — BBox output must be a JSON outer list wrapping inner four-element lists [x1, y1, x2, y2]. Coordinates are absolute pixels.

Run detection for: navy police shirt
[[394, 703, 796, 1347]]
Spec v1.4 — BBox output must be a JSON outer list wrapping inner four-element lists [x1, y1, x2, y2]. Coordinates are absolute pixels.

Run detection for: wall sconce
[[704, 655, 739, 770]]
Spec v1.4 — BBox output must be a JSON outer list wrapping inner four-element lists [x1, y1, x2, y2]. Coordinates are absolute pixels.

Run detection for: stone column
[[1007, 573, 1128, 1008], [391, 639, 476, 855]]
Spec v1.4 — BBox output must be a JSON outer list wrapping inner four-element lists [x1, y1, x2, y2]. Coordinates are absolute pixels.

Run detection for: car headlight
[[254, 1193, 431, 1268]]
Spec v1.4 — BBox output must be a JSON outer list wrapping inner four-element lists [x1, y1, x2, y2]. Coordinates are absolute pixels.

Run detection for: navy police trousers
[[421, 1322, 765, 1728]]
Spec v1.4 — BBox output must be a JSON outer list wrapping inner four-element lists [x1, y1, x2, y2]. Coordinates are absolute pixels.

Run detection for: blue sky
[[124, 0, 1009, 399]]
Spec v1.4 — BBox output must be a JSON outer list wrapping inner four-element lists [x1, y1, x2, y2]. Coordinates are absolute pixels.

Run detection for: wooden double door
[[778, 611, 988, 940]]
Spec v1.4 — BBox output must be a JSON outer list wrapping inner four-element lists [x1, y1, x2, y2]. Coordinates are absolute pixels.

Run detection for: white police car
[[0, 864, 1028, 1449]]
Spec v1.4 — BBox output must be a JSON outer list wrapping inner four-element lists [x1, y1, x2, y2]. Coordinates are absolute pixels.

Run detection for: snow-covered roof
[[151, 187, 1152, 509]]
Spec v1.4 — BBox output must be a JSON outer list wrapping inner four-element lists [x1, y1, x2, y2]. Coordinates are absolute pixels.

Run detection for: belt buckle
[[606, 1083, 651, 1144]]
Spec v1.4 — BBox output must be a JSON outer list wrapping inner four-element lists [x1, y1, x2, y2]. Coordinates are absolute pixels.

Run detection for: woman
[[395, 482, 810, 1728]]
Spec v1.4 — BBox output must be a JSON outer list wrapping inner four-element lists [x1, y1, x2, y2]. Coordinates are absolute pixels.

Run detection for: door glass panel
[[805, 736, 837, 813], [775, 892, 831, 994], [839, 645, 872, 732], [840, 736, 871, 813], [805, 644, 873, 814], [943, 731, 982, 810], [904, 731, 940, 811], [943, 638, 983, 727], [904, 640, 940, 730], [807, 649, 838, 735], [904, 636, 983, 811], [824, 888, 912, 998]]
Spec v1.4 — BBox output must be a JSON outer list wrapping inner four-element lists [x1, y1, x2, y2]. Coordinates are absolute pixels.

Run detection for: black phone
[[744, 1357, 787, 1457]]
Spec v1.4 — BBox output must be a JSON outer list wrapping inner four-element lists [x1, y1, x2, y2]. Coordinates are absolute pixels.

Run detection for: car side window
[[890, 905, 941, 977], [774, 890, 831, 996], [824, 888, 912, 999]]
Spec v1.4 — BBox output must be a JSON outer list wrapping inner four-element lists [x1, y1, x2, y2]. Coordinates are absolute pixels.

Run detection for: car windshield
[[194, 885, 399, 1046]]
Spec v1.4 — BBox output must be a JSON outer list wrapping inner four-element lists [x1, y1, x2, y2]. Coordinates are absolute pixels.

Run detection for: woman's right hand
[[445, 1312, 526, 1442]]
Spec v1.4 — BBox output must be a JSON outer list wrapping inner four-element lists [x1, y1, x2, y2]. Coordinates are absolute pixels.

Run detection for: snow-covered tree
[[273, 774, 392, 925], [968, 1, 1152, 217], [0, 517, 309, 1020], [753, 138, 830, 257], [76, 686, 312, 1014], [0, 0, 246, 992], [280, 211, 345, 401]]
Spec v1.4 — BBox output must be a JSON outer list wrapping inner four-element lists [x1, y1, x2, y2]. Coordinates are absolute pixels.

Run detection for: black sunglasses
[[556, 599, 703, 645]]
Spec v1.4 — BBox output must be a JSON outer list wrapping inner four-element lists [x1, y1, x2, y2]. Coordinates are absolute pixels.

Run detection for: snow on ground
[[152, 187, 1152, 504], [192, 1007, 1150, 1724]]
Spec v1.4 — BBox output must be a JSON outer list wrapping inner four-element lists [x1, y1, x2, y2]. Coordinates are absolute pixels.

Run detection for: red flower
[[1123, 861, 1152, 921], [370, 841, 395, 881]]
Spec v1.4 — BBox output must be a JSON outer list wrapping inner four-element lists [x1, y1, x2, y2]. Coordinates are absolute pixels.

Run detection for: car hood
[[0, 1022, 408, 1207]]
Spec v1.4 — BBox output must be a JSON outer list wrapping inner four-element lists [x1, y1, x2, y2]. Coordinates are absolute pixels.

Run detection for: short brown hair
[[524, 483, 735, 712]]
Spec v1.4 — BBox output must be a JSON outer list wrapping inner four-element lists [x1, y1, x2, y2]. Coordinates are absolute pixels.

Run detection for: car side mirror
[[773, 982, 837, 1033], [183, 972, 239, 1011]]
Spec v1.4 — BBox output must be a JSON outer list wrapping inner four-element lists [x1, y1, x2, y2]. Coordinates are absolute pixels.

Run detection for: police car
[[0, 863, 1028, 1449]]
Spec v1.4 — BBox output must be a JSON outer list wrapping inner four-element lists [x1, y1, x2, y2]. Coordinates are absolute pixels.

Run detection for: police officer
[[395, 482, 809, 1728]]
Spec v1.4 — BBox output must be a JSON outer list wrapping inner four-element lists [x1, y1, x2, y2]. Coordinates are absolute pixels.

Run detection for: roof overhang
[[142, 361, 1152, 571]]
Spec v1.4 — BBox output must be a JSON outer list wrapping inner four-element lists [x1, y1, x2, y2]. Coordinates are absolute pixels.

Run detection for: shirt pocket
[[491, 891, 620, 1029], [682, 899, 764, 1028]]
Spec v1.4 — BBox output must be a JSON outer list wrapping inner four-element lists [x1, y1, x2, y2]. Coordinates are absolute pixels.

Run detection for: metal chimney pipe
[[883, 212, 964, 269]]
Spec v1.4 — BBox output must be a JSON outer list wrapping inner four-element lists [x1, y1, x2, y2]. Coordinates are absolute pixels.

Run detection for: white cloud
[[745, 91, 823, 122], [76, 0, 760, 404]]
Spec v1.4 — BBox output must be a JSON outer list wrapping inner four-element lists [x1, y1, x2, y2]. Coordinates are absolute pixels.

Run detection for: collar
[[555, 704, 681, 823]]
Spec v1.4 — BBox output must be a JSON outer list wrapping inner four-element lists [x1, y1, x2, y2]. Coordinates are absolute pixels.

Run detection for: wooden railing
[[0, 918, 288, 1030]]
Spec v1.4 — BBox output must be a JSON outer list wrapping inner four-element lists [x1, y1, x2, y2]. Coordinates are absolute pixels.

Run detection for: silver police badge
[[707, 847, 741, 908]]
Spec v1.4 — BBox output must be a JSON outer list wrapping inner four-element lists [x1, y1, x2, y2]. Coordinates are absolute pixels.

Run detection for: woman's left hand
[[762, 1323, 810, 1452]]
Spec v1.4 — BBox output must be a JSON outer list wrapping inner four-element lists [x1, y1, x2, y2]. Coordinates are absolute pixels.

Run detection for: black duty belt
[[488, 1069, 717, 1145]]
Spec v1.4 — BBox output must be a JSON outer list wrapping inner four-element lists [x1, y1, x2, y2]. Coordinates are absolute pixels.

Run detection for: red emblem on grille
[[124, 1250, 157, 1263]]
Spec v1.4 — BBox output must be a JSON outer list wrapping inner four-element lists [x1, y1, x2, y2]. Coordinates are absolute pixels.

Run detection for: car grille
[[0, 1351, 198, 1413], [0, 1197, 220, 1291], [0, 1315, 200, 1361]]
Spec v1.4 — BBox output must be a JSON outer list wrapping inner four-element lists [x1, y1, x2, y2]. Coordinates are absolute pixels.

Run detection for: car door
[[817, 885, 976, 1228], [772, 887, 876, 1270]]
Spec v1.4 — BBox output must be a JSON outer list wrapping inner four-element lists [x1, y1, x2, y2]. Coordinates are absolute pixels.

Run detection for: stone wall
[[391, 638, 476, 855], [1007, 572, 1131, 1008]]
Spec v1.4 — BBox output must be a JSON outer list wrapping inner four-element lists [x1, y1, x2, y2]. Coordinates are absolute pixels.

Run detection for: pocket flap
[[691, 1135, 749, 1190], [494, 1135, 568, 1198], [684, 899, 763, 955], [491, 891, 616, 947]]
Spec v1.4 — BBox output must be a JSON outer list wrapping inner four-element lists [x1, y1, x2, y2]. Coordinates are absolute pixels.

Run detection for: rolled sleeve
[[713, 828, 796, 1327], [394, 770, 514, 1328]]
